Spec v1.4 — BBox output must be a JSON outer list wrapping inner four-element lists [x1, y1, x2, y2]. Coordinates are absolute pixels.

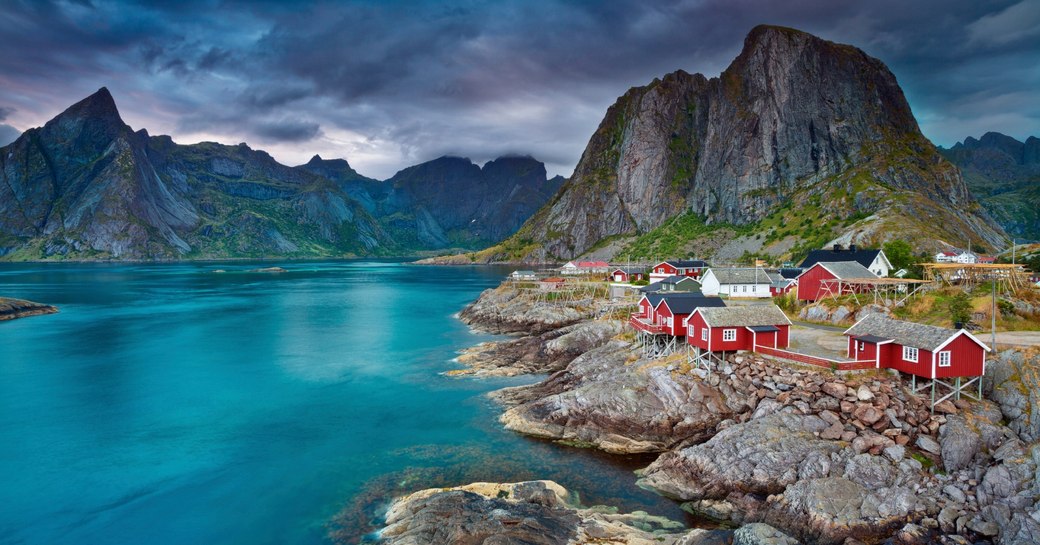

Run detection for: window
[[858, 341, 865, 352], [938, 351, 951, 367], [723, 329, 737, 342], [902, 346, 918, 363], [701, 328, 708, 341]]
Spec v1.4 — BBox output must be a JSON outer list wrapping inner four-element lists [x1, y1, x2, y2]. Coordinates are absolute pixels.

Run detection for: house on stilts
[[630, 293, 725, 358], [843, 315, 990, 411]]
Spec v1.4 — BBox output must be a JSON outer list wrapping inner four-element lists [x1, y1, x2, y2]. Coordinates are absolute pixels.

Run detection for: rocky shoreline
[[375, 283, 1040, 544], [0, 297, 58, 321]]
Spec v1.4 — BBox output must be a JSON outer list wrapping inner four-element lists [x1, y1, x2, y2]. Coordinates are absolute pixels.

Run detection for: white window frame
[[701, 328, 708, 341], [723, 329, 737, 342], [858, 341, 865, 352], [903, 346, 919, 363], [938, 351, 951, 368]]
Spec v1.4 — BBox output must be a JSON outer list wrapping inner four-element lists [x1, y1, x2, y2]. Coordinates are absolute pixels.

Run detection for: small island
[[0, 297, 59, 321]]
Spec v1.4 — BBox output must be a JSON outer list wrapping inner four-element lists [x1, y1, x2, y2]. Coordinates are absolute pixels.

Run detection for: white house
[[700, 268, 777, 298], [955, 252, 978, 264], [510, 270, 537, 280], [560, 261, 610, 275], [935, 251, 958, 263]]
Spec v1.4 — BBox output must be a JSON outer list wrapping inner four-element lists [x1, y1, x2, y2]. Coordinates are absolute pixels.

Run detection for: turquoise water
[[0, 261, 687, 544]]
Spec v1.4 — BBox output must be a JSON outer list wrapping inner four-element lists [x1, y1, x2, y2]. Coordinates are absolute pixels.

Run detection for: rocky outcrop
[[459, 285, 591, 335], [986, 348, 1040, 442], [798, 303, 890, 325], [478, 25, 1005, 263], [379, 480, 689, 545], [500, 342, 733, 453], [0, 297, 58, 321], [451, 320, 623, 377]]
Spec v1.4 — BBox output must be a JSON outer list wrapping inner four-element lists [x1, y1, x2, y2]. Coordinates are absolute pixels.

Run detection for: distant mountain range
[[0, 89, 562, 260], [451, 25, 1008, 264], [940, 133, 1040, 241]]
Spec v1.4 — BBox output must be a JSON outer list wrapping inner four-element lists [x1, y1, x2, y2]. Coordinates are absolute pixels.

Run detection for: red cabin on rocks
[[631, 293, 725, 336], [796, 261, 876, 302], [686, 305, 791, 353], [843, 315, 989, 379]]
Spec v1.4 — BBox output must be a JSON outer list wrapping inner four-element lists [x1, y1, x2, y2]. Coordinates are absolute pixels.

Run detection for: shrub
[[947, 293, 973, 325]]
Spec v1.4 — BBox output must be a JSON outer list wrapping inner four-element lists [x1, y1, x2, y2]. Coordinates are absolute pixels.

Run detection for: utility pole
[[991, 280, 997, 352], [1012, 238, 1016, 265]]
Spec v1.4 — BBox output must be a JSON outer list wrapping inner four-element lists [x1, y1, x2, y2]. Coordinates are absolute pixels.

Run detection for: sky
[[0, 0, 1037, 180]]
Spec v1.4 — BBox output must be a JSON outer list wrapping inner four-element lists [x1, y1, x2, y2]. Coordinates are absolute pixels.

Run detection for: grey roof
[[662, 275, 699, 285], [843, 314, 981, 351], [853, 334, 892, 344], [800, 248, 884, 270], [612, 267, 645, 274], [658, 295, 726, 314], [639, 283, 664, 293], [643, 291, 715, 308], [663, 259, 708, 268], [705, 267, 775, 285], [812, 261, 877, 279], [696, 305, 792, 327], [748, 325, 780, 333]]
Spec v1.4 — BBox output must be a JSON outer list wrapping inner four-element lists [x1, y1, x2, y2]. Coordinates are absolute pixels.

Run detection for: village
[[506, 243, 1040, 413]]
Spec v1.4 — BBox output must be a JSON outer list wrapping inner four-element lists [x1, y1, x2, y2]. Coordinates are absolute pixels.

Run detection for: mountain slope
[[940, 132, 1040, 240], [0, 89, 561, 260], [300, 155, 563, 250], [471, 25, 1006, 263]]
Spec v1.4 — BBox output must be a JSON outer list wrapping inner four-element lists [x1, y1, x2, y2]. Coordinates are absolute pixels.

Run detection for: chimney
[[833, 243, 843, 252], [849, 243, 857, 252]]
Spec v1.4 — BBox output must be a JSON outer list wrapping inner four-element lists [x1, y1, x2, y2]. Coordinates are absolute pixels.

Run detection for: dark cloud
[[0, 0, 1036, 178], [0, 124, 20, 147], [0, 106, 13, 121]]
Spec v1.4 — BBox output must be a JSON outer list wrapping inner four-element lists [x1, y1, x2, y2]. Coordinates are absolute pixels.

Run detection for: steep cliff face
[[0, 89, 562, 260], [0, 88, 392, 259], [490, 25, 1006, 262], [301, 154, 563, 250], [941, 133, 1040, 240]]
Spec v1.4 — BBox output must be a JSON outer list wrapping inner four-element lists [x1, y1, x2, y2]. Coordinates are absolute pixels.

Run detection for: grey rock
[[638, 413, 840, 499], [939, 416, 981, 472], [916, 435, 941, 455], [732, 523, 799, 545], [856, 385, 875, 401], [883, 444, 905, 462]]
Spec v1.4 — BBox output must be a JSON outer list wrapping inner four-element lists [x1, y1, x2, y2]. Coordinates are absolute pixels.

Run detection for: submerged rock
[[0, 297, 59, 321]]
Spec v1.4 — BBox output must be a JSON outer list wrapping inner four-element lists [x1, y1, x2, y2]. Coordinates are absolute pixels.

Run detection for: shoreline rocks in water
[[378, 480, 795, 545], [0, 297, 59, 321], [379, 280, 1040, 544]]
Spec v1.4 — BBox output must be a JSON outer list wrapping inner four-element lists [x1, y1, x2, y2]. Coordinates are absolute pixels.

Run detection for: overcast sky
[[1, 0, 1037, 179]]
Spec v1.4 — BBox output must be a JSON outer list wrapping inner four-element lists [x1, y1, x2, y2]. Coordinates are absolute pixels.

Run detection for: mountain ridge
[[455, 25, 1007, 264], [940, 132, 1040, 240], [0, 88, 562, 260]]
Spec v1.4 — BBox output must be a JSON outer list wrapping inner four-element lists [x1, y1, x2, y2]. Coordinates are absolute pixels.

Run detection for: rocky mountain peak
[[54, 87, 123, 127]]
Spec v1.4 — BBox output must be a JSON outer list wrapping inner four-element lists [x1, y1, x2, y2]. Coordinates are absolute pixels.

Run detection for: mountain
[[940, 132, 1040, 240], [469, 25, 1006, 264], [0, 89, 560, 260], [300, 155, 564, 250]]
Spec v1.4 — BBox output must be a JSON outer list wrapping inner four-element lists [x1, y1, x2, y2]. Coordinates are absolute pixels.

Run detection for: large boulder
[[380, 480, 689, 545], [501, 342, 732, 453], [638, 413, 837, 499], [986, 348, 1040, 442]]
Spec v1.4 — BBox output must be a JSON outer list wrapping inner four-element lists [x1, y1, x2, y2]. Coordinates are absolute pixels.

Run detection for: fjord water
[[0, 261, 685, 544]]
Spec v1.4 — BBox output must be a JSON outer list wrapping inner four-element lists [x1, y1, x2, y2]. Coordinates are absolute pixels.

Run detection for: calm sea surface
[[0, 261, 688, 544]]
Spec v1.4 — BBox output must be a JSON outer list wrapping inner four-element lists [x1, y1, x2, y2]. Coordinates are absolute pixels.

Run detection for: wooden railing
[[753, 345, 875, 371], [629, 315, 667, 335]]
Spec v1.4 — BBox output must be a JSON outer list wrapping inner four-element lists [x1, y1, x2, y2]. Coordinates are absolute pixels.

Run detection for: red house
[[686, 305, 791, 353], [796, 261, 876, 302], [650, 260, 709, 283], [611, 267, 646, 283], [770, 278, 797, 297], [631, 293, 725, 336], [843, 315, 989, 379]]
